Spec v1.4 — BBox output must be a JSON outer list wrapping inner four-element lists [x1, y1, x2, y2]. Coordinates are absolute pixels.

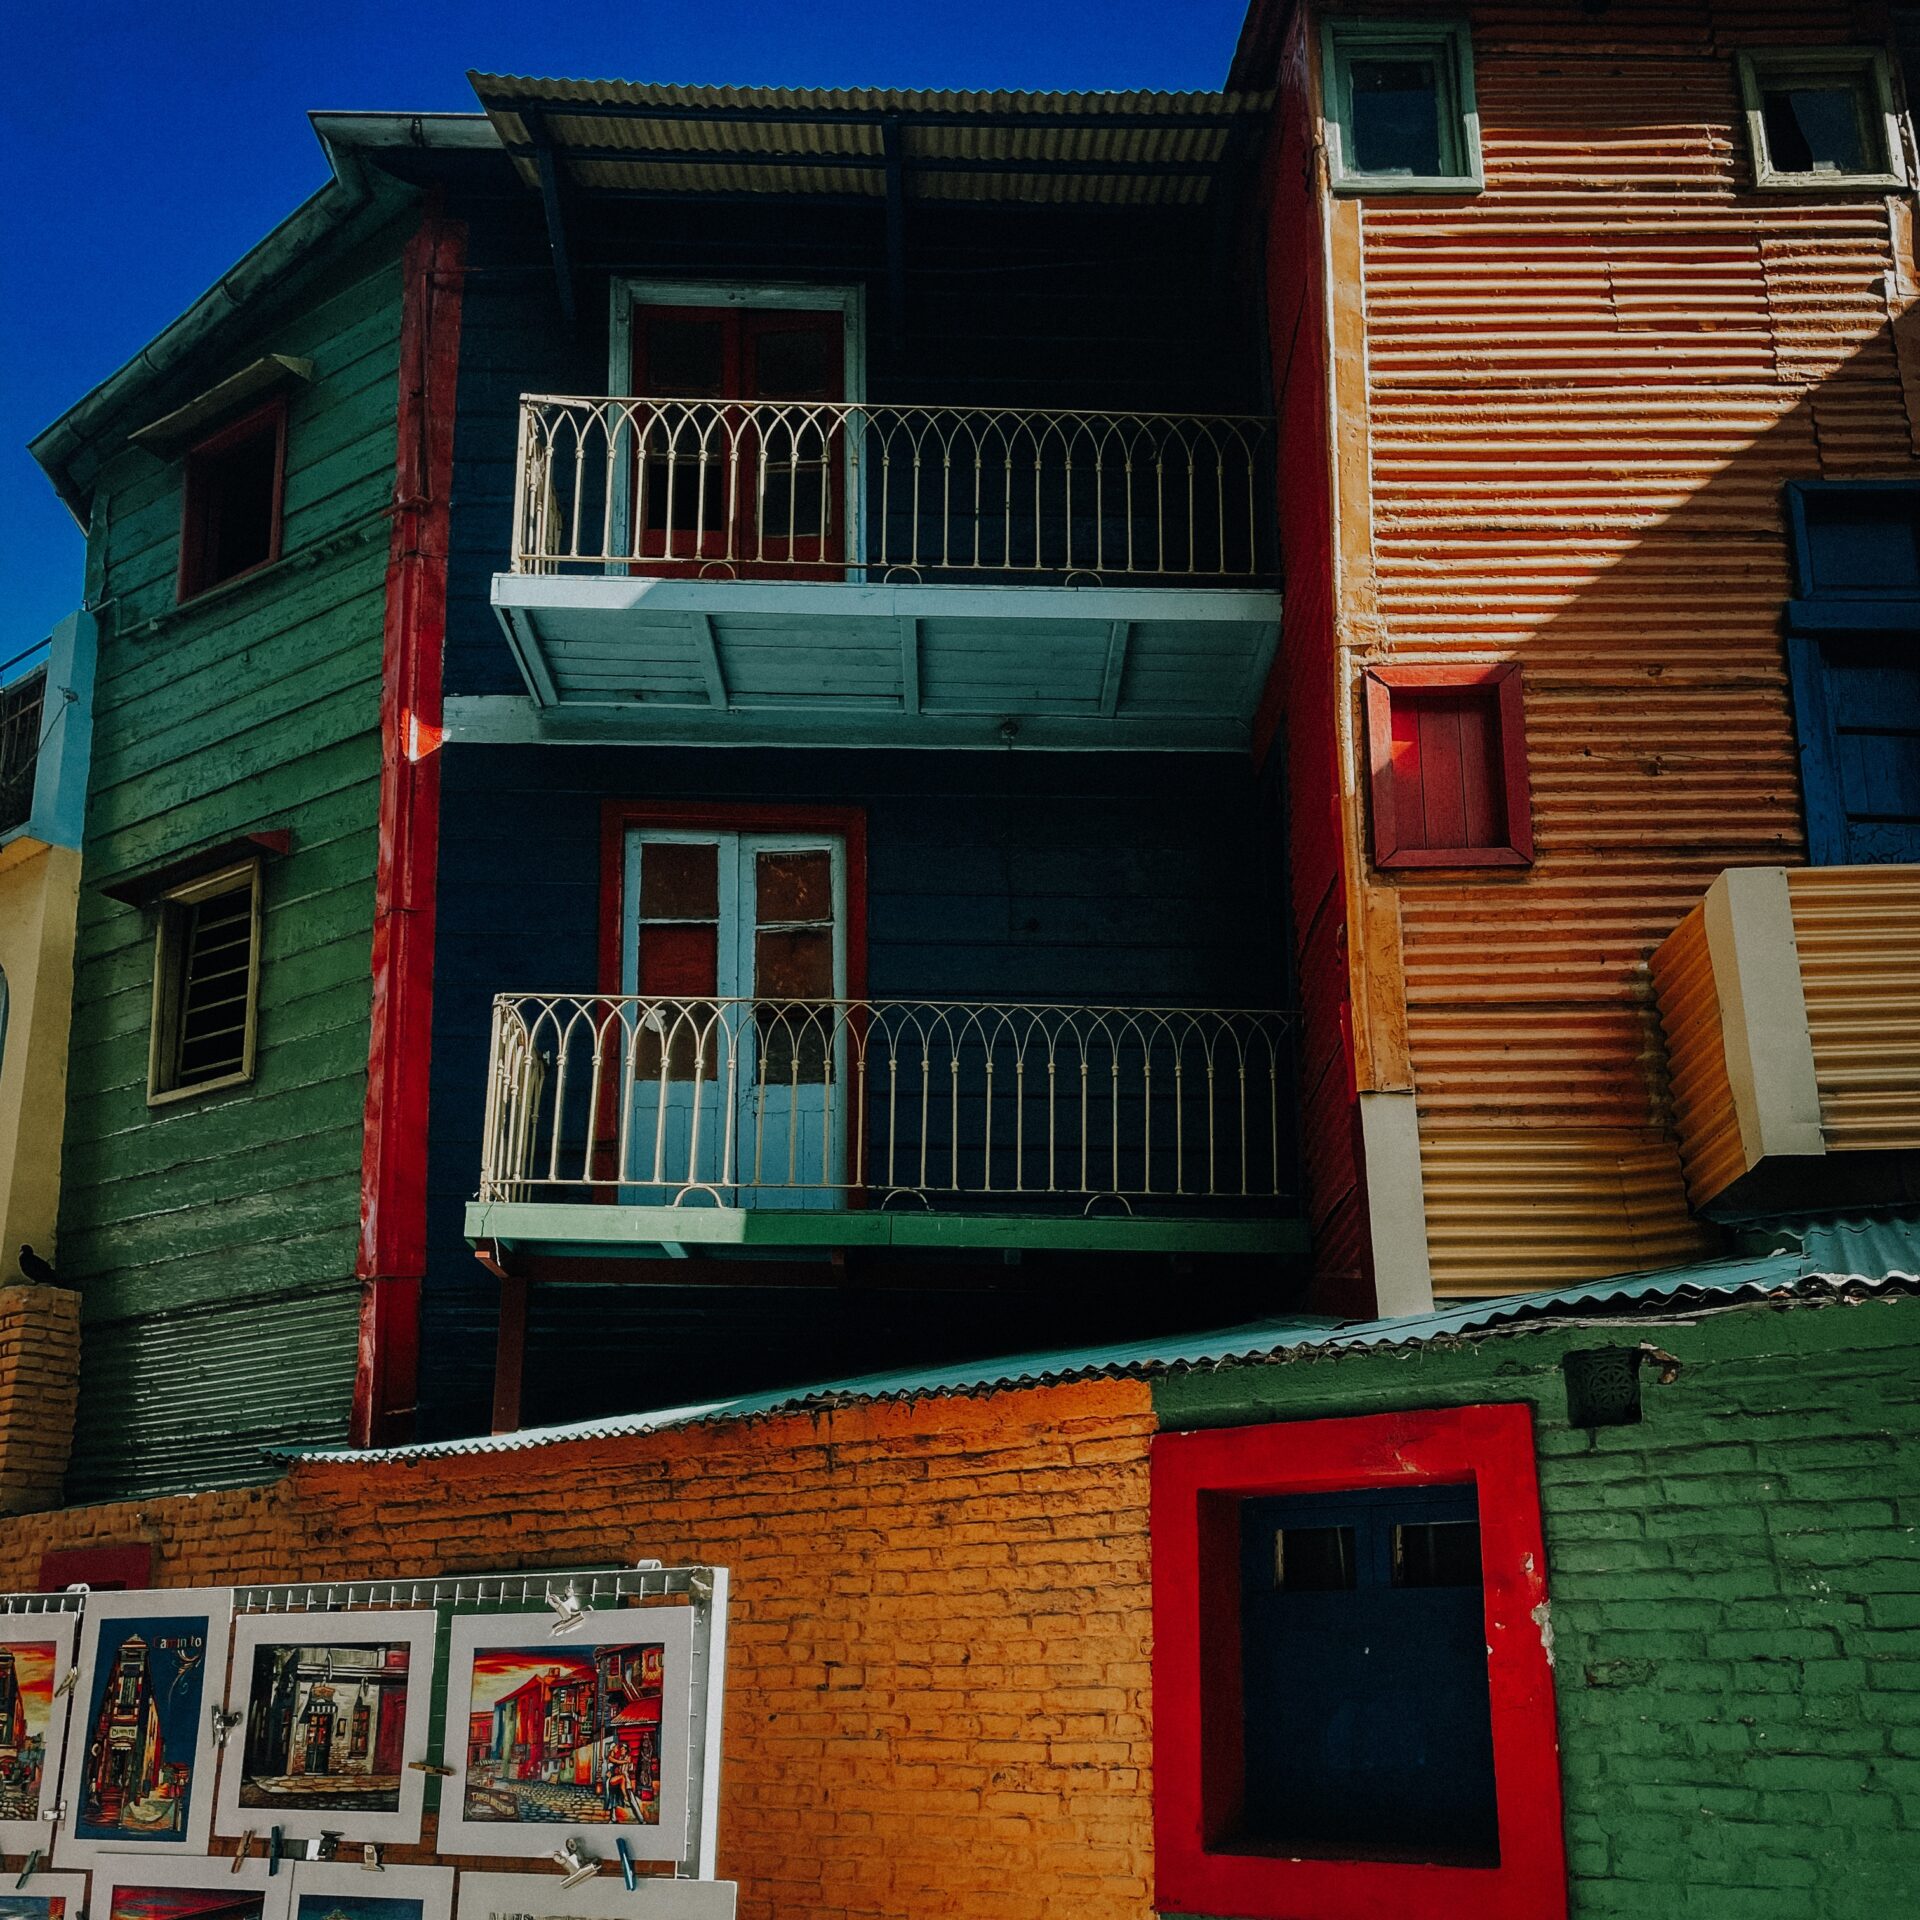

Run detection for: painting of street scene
[[104, 1888, 264, 1920], [74, 1617, 211, 1841], [237, 1641, 412, 1813], [0, 1896, 74, 1920], [462, 1643, 664, 1826], [294, 1896, 427, 1920], [0, 1641, 59, 1823]]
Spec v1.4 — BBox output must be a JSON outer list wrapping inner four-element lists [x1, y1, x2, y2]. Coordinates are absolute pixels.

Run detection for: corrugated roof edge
[[282, 1242, 1920, 1466]]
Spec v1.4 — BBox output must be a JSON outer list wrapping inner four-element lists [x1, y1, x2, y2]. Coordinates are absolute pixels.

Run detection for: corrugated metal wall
[[1650, 903, 1749, 1207], [1348, 0, 1920, 1292], [1789, 864, 1920, 1152]]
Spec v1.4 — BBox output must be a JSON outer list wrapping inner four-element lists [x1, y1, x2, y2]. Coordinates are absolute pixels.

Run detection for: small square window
[[148, 859, 263, 1103], [1153, 1405, 1568, 1920], [1364, 663, 1533, 869], [1323, 19, 1483, 194], [177, 397, 288, 602], [1738, 48, 1905, 190]]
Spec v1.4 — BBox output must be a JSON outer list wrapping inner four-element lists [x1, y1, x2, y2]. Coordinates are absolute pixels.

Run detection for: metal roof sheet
[[467, 75, 1272, 207], [288, 1237, 1918, 1466]]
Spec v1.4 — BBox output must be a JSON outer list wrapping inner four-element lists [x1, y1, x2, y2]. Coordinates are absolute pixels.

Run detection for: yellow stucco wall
[[0, 842, 81, 1271]]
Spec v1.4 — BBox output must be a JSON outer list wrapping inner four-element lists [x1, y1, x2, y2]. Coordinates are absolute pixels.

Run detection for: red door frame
[[1152, 1402, 1569, 1920]]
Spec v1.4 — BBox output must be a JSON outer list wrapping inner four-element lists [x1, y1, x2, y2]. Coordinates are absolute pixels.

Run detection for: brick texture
[[1158, 1291, 1920, 1920], [0, 1378, 1157, 1920], [0, 1284, 80, 1515]]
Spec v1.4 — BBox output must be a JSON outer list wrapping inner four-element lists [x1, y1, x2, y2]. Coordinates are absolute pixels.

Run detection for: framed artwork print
[[0, 1611, 79, 1853], [436, 1607, 695, 1860], [455, 1872, 735, 1920], [56, 1586, 233, 1863], [0, 1875, 91, 1920], [90, 1855, 290, 1920], [285, 1864, 454, 1920], [213, 1610, 439, 1843]]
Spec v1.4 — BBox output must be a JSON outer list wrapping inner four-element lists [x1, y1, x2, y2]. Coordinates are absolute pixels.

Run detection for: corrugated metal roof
[[288, 1232, 1918, 1466], [467, 75, 1271, 207]]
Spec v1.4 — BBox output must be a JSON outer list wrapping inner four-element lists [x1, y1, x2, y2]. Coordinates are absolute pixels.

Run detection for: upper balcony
[[486, 395, 1284, 752], [0, 669, 44, 841]]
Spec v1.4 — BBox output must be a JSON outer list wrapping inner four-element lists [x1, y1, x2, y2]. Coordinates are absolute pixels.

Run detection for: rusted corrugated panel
[[1788, 866, 1920, 1153], [1650, 902, 1751, 1206], [1420, 1128, 1715, 1296], [1354, 3, 1915, 1293], [467, 75, 1268, 206]]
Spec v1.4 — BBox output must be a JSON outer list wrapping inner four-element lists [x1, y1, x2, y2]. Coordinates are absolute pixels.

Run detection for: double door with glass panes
[[629, 304, 845, 576], [621, 830, 847, 1207]]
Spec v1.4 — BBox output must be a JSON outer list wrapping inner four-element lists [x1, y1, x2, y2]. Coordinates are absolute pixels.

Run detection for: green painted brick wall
[[1153, 1292, 1920, 1919], [57, 220, 410, 1502]]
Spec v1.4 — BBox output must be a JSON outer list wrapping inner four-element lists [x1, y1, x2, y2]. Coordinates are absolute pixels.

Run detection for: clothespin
[[14, 1850, 40, 1890], [550, 1841, 598, 1890], [615, 1838, 636, 1892], [53, 1669, 77, 1701], [268, 1828, 284, 1876], [232, 1833, 255, 1872], [405, 1760, 453, 1777], [360, 1845, 384, 1873]]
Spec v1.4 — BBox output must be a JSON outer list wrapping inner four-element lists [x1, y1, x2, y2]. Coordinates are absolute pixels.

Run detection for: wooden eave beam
[[526, 110, 578, 329]]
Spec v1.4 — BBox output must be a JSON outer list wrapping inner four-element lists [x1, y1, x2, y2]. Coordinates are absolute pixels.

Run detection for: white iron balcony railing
[[479, 995, 1293, 1210], [511, 396, 1274, 583], [0, 667, 47, 837]]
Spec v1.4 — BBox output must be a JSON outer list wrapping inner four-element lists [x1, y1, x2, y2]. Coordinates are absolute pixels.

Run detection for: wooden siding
[[418, 745, 1286, 1437], [1650, 901, 1749, 1208], [1338, 0, 1920, 1293], [57, 228, 407, 1500], [1788, 863, 1920, 1153]]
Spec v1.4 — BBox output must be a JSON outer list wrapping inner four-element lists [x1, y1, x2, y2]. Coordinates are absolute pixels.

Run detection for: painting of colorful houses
[[73, 1617, 210, 1841], [0, 1641, 58, 1822], [101, 1886, 266, 1920], [462, 1644, 664, 1825], [237, 1642, 412, 1812]]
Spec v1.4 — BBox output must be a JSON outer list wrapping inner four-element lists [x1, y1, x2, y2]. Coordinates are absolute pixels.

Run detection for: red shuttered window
[[1365, 664, 1533, 868]]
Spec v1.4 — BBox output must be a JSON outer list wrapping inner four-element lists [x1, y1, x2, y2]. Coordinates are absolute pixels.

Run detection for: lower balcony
[[466, 994, 1301, 1261]]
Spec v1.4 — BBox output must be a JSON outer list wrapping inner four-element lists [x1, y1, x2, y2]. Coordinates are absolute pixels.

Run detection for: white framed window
[[1321, 17, 1483, 195], [1738, 47, 1906, 190], [607, 279, 866, 407], [147, 859, 263, 1103]]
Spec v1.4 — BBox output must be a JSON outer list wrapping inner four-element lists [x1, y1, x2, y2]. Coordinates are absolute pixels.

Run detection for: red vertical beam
[[353, 205, 467, 1448]]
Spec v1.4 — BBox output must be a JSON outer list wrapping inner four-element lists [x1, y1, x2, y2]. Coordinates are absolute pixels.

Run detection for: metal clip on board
[[551, 1841, 598, 1889], [14, 1850, 40, 1891], [361, 1845, 383, 1873]]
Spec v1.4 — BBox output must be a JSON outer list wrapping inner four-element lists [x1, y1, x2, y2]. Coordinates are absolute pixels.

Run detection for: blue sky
[[1, 0, 1245, 675]]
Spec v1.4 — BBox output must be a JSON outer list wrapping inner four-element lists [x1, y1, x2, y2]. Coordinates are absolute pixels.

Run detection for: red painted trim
[[38, 1544, 154, 1593], [176, 395, 289, 603], [352, 206, 467, 1449], [1365, 663, 1534, 870], [1152, 1403, 1568, 1920]]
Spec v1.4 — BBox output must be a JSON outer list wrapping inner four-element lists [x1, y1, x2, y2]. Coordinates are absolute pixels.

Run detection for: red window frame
[[1364, 663, 1533, 869], [176, 395, 290, 603], [38, 1543, 154, 1592], [1151, 1402, 1567, 1920]]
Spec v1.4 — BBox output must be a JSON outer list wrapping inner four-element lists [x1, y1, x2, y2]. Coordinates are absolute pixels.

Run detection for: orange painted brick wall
[[0, 1284, 80, 1515], [0, 1378, 1157, 1920]]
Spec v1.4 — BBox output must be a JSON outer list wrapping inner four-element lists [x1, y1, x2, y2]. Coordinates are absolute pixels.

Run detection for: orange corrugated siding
[[1649, 902, 1751, 1207], [1788, 865, 1920, 1153], [1349, 1, 1918, 1294]]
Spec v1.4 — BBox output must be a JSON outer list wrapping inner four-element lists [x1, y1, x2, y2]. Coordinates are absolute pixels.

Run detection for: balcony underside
[[485, 575, 1283, 750], [466, 1199, 1307, 1262]]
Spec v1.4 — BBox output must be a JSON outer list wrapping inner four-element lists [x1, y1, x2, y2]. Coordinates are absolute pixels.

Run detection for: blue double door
[[620, 828, 849, 1207]]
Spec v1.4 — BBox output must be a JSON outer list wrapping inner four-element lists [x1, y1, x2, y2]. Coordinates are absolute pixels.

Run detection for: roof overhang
[[478, 574, 1282, 750], [467, 74, 1272, 209]]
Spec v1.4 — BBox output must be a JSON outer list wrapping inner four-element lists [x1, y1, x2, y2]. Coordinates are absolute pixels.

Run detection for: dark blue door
[[1788, 637, 1920, 865], [1237, 1483, 1498, 1864]]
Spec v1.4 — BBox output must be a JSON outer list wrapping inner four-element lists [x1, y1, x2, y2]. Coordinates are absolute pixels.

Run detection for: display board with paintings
[[0, 1572, 728, 1917]]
